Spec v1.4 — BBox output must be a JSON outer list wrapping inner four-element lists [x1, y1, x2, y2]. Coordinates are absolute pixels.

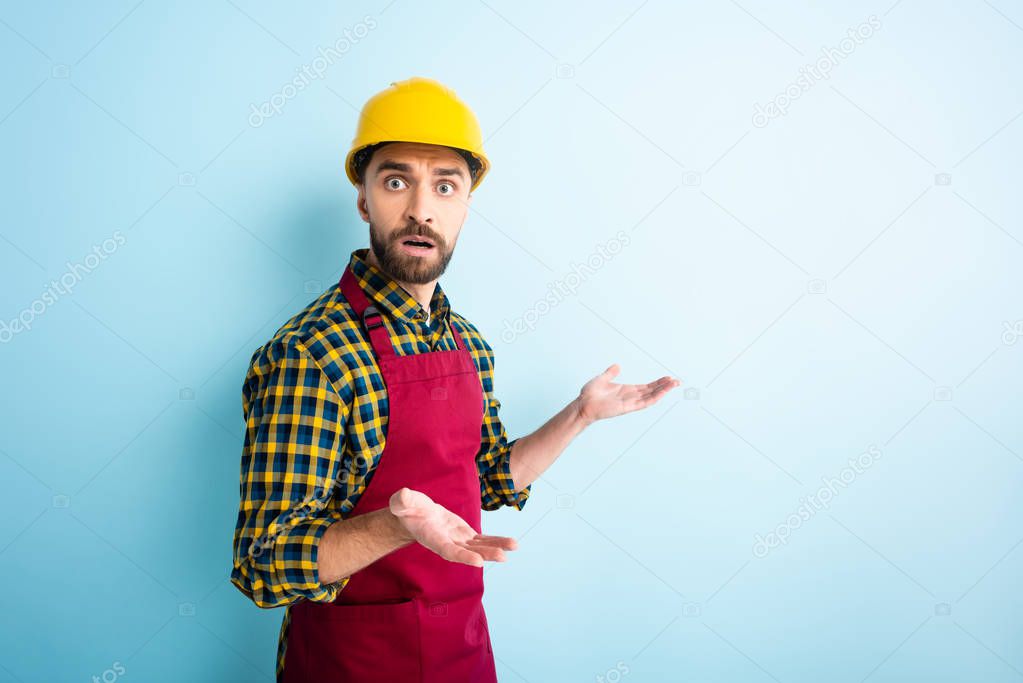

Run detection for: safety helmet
[[344, 76, 490, 192]]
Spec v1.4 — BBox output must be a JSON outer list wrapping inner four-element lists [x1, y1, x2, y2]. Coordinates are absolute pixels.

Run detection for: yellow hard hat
[[344, 76, 490, 192]]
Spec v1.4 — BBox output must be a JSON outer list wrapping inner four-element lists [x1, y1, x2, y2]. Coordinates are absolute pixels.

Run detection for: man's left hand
[[575, 364, 681, 425]]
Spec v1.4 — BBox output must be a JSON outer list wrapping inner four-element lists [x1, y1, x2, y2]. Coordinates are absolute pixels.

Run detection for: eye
[[385, 176, 407, 190], [437, 181, 455, 195]]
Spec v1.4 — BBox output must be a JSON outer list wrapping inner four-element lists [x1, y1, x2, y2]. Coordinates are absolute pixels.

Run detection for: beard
[[369, 220, 455, 285]]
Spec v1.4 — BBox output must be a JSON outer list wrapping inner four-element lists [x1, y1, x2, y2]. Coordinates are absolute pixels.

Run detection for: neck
[[365, 249, 435, 312]]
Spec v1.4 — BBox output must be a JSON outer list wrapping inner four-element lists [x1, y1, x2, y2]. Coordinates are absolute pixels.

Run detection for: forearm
[[508, 396, 591, 490], [317, 507, 415, 585]]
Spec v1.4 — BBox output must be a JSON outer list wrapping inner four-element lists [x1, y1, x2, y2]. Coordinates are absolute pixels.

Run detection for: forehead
[[370, 141, 467, 170]]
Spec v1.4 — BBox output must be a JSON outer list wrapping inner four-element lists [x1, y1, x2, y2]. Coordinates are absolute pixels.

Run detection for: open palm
[[577, 364, 681, 424], [389, 488, 517, 567]]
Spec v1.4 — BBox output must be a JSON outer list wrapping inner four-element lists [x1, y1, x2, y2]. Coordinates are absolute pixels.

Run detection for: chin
[[389, 251, 446, 283]]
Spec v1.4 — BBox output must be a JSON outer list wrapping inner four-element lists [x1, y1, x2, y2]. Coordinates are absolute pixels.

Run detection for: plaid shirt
[[230, 247, 531, 680]]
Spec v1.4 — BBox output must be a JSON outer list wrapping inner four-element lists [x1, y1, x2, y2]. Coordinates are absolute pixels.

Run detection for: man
[[230, 76, 680, 682]]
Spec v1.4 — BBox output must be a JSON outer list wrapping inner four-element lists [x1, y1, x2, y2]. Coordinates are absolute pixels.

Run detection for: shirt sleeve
[[231, 337, 352, 609], [476, 343, 532, 511]]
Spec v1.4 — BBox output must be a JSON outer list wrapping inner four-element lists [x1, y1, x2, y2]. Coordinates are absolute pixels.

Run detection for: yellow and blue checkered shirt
[[230, 247, 531, 680]]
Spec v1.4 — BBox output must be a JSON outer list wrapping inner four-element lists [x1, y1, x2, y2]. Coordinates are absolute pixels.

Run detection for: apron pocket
[[474, 604, 493, 653], [304, 598, 421, 679]]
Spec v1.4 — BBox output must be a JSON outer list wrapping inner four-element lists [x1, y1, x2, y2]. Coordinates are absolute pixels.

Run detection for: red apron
[[282, 264, 498, 682]]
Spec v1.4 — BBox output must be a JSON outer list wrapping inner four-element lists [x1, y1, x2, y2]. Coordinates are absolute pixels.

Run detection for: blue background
[[1, 1, 1021, 681]]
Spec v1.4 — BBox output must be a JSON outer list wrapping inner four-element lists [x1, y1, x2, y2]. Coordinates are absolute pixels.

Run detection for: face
[[356, 141, 473, 285]]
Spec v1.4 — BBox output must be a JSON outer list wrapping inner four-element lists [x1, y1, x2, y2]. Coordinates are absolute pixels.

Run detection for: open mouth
[[399, 237, 436, 253]]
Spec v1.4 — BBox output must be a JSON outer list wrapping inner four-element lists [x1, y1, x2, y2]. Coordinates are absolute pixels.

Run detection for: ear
[[356, 185, 370, 224]]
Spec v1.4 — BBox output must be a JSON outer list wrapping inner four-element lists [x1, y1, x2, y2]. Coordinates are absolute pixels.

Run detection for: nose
[[406, 183, 435, 226]]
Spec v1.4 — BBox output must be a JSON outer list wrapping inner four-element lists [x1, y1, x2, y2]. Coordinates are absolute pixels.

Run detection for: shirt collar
[[347, 247, 451, 324]]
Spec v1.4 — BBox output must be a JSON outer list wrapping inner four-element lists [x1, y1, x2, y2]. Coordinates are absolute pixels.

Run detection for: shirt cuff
[[271, 516, 350, 602], [491, 437, 532, 510]]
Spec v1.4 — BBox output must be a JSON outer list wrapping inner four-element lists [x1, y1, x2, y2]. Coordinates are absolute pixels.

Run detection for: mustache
[[394, 223, 443, 244]]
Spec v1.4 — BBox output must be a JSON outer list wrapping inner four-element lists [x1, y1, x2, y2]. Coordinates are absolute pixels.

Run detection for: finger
[[643, 386, 676, 405], [465, 544, 508, 562], [389, 487, 433, 514], [464, 535, 518, 551], [620, 384, 662, 405], [644, 377, 679, 391], [626, 383, 679, 410], [638, 378, 680, 400], [635, 386, 673, 405], [457, 539, 509, 561], [440, 543, 486, 567], [467, 533, 518, 546], [450, 539, 512, 564], [621, 378, 675, 397]]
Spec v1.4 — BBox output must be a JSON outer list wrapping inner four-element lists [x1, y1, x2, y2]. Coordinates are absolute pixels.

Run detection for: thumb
[[603, 363, 620, 379]]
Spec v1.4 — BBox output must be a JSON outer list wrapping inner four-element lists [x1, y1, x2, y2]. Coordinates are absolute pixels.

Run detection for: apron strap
[[340, 265, 470, 358]]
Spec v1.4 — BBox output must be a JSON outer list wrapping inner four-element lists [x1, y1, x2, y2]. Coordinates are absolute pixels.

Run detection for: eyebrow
[[374, 160, 466, 181]]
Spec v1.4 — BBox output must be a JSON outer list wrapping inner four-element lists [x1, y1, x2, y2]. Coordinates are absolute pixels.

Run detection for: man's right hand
[[388, 487, 518, 567]]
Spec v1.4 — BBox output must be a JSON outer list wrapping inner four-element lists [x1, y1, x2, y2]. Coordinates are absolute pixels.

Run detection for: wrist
[[392, 515, 415, 545], [386, 495, 416, 545], [571, 395, 594, 429]]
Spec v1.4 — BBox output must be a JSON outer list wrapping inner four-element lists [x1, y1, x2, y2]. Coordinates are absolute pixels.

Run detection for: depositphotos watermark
[[1002, 320, 1023, 345], [91, 660, 126, 683], [246, 454, 371, 559], [1, 230, 127, 344], [595, 660, 630, 683], [752, 444, 882, 558], [248, 15, 378, 128], [752, 15, 882, 128], [500, 230, 632, 344], [247, 484, 334, 559]]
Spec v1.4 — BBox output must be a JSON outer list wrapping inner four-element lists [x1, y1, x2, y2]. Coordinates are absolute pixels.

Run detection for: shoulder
[[449, 311, 492, 351], [245, 284, 361, 392], [448, 311, 497, 376]]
